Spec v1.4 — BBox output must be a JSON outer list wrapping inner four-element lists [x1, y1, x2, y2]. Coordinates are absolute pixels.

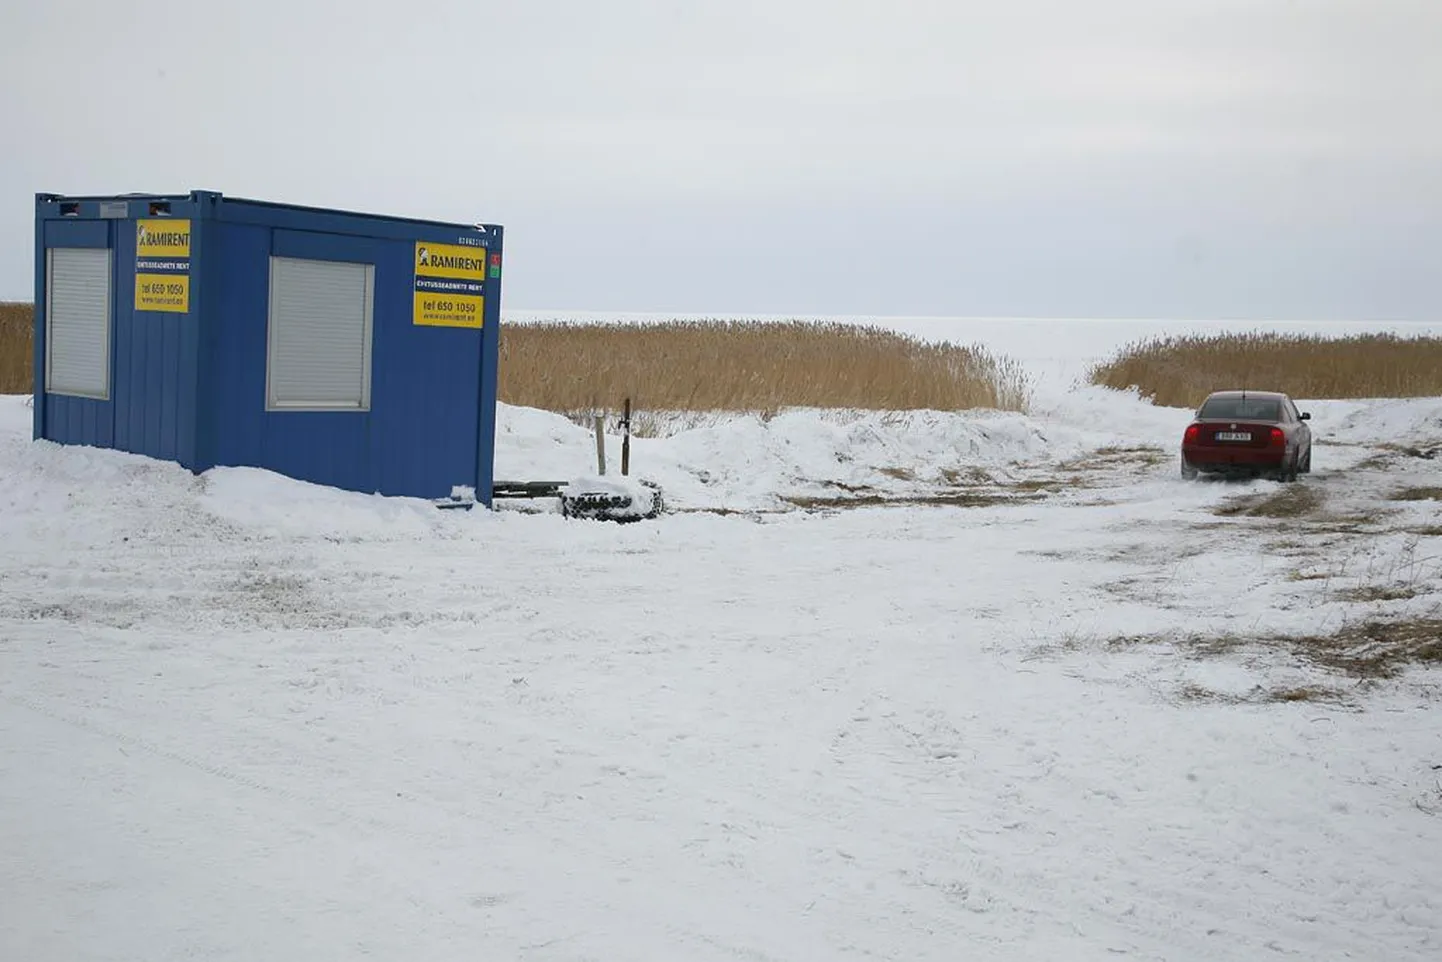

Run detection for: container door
[[45, 248, 113, 399], [39, 219, 117, 449]]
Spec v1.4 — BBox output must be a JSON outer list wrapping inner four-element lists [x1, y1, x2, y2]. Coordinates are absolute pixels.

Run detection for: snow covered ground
[[3, 318, 1442, 961]]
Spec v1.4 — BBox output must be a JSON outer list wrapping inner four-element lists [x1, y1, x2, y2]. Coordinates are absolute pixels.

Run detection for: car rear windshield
[[1199, 397, 1283, 421]]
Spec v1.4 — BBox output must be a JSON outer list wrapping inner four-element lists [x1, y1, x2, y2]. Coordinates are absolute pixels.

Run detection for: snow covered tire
[[560, 481, 665, 523]]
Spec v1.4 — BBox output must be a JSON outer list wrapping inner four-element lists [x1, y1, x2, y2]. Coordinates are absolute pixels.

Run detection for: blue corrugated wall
[[37, 200, 203, 469], [111, 208, 199, 467], [201, 216, 484, 499]]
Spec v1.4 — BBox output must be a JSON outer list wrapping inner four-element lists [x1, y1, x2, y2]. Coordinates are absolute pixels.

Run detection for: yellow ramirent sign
[[135, 218, 191, 313], [136, 219, 191, 258], [415, 243, 485, 280], [412, 241, 485, 328]]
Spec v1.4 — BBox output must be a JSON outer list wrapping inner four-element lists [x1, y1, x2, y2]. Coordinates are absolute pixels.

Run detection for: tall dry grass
[[0, 305, 1031, 415], [0, 302, 33, 394], [498, 319, 1033, 416], [1089, 331, 1442, 408]]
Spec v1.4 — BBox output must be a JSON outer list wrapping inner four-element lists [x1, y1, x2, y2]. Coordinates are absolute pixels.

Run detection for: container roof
[[37, 189, 499, 232]]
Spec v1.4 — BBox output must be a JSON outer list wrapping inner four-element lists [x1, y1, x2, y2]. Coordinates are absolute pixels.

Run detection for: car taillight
[[1270, 427, 1284, 446], [1184, 424, 1200, 443]]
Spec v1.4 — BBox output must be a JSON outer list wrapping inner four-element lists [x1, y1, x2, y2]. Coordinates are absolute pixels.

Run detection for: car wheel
[[1301, 447, 1312, 473], [1181, 459, 1198, 481]]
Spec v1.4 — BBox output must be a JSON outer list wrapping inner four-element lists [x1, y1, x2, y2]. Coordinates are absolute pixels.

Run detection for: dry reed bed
[[500, 320, 1032, 416], [0, 307, 1031, 414], [0, 302, 31, 394], [1089, 331, 1442, 408]]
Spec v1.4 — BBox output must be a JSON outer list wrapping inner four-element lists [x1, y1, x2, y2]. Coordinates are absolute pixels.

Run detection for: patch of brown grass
[[782, 489, 1044, 511], [1195, 618, 1442, 680], [1335, 585, 1420, 603], [1391, 486, 1442, 502], [1213, 485, 1324, 518], [942, 466, 994, 485], [1009, 477, 1074, 493], [1321, 509, 1395, 529], [0, 302, 32, 394], [1059, 445, 1169, 472], [1293, 618, 1442, 678], [1095, 445, 1163, 457], [1268, 686, 1342, 703], [1087, 330, 1442, 407], [499, 319, 1033, 415], [1173, 683, 1345, 705], [1376, 443, 1440, 461], [1125, 617, 1442, 687]]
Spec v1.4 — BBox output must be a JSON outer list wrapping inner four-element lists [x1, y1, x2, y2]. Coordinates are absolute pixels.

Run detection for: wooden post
[[621, 397, 632, 477], [594, 413, 607, 476]]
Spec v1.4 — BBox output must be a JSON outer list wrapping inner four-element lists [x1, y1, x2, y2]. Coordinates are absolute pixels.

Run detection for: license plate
[[1216, 431, 1251, 441]]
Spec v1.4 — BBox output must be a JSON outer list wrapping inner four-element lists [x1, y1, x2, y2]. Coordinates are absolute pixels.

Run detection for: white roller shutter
[[266, 256, 374, 411], [45, 247, 112, 399]]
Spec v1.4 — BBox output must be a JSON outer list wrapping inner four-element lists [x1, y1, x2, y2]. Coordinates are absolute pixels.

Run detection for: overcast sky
[[2, 0, 1439, 320]]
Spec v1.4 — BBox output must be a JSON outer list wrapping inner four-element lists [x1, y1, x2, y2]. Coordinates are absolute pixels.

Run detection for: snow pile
[[497, 401, 1168, 512], [1311, 397, 1442, 449], [199, 465, 462, 543]]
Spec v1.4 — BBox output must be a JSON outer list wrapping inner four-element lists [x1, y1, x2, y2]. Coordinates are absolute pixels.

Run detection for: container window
[[265, 256, 374, 411], [45, 247, 112, 400]]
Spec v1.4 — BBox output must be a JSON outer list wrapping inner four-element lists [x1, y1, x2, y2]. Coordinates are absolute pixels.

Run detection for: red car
[[1180, 390, 1313, 481]]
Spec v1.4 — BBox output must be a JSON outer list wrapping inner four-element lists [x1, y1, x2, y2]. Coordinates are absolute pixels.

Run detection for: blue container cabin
[[32, 190, 503, 505]]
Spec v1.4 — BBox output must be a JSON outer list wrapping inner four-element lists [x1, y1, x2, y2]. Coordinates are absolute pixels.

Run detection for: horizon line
[[501, 308, 1438, 325]]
